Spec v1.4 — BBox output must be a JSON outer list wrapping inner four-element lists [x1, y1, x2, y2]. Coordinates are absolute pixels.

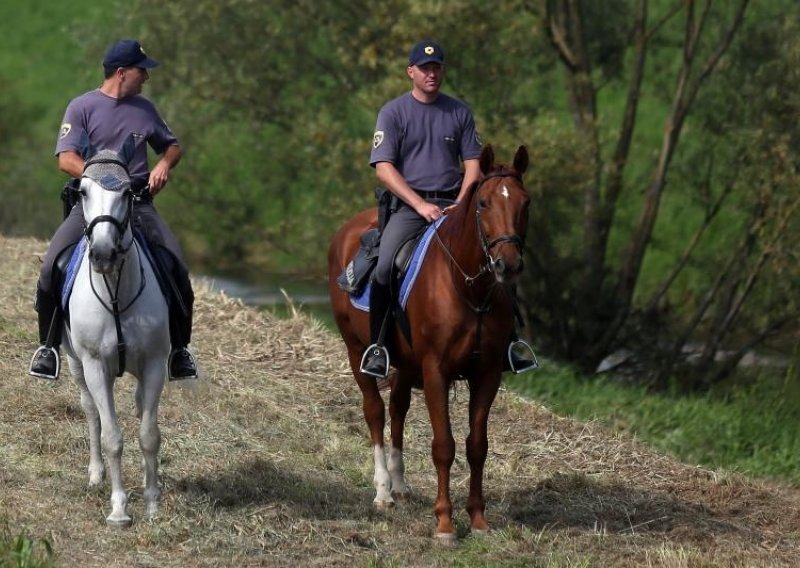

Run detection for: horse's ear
[[118, 133, 136, 166], [513, 145, 529, 176], [479, 145, 495, 175], [78, 130, 96, 161]]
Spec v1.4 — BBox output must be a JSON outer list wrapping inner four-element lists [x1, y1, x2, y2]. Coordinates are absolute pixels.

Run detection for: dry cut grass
[[1, 234, 799, 567]]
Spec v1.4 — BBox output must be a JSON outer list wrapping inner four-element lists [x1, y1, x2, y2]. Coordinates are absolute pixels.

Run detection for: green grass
[[506, 362, 800, 485], [0, 520, 53, 568]]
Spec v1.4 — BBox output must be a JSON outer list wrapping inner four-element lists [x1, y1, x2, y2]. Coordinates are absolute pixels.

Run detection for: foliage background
[[1, 2, 798, 398]]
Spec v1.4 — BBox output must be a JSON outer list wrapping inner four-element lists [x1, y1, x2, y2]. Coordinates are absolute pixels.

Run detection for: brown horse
[[327, 145, 530, 543]]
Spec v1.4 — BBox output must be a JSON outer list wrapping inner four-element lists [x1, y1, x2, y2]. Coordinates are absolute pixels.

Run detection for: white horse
[[62, 136, 170, 527]]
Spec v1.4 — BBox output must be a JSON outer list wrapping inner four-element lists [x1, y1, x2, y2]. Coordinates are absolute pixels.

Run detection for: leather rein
[[433, 171, 525, 298], [432, 171, 526, 364], [81, 156, 147, 377]]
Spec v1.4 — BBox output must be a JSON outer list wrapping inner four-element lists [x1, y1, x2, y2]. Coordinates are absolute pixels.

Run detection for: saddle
[[55, 231, 174, 324]]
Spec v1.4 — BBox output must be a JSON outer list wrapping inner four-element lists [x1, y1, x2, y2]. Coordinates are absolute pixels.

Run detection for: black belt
[[416, 189, 458, 200], [131, 179, 152, 203]]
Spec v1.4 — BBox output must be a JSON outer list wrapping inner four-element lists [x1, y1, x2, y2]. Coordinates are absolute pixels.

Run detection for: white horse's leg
[[85, 363, 130, 528], [67, 355, 105, 485], [388, 447, 411, 502], [373, 444, 394, 509], [136, 362, 165, 519]]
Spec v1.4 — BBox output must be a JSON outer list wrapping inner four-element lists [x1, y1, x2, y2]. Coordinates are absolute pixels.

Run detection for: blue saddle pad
[[60, 232, 161, 311], [61, 240, 87, 311], [349, 216, 445, 312]]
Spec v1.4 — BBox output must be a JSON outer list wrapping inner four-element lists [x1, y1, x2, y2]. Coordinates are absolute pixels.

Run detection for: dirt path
[[1, 235, 798, 567]]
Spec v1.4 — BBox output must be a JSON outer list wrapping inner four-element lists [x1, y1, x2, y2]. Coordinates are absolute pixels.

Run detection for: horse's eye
[[478, 199, 488, 209]]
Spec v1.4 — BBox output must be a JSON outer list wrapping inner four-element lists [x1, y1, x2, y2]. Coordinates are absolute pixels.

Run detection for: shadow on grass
[[504, 472, 759, 545], [172, 456, 426, 522]]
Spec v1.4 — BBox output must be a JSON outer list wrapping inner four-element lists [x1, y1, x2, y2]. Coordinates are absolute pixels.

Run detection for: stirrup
[[168, 347, 198, 381], [360, 343, 390, 379], [508, 340, 539, 374], [29, 345, 60, 381]]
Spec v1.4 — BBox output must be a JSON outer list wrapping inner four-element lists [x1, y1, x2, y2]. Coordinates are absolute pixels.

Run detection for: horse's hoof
[[373, 499, 395, 511], [471, 527, 490, 536], [434, 531, 458, 546], [106, 514, 133, 529], [391, 490, 412, 503]]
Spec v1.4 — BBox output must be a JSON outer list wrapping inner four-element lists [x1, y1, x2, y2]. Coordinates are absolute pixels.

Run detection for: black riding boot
[[29, 284, 62, 380], [360, 281, 392, 379], [168, 269, 197, 381]]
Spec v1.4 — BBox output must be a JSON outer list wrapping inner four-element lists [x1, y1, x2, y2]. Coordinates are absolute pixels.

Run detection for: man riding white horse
[[29, 39, 197, 381]]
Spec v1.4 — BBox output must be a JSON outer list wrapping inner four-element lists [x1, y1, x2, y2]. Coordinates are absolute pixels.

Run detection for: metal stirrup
[[360, 343, 390, 378], [29, 346, 60, 380], [508, 339, 539, 374]]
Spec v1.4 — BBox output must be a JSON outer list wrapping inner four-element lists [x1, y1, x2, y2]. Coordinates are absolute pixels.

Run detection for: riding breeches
[[374, 197, 454, 287], [39, 201, 189, 295]]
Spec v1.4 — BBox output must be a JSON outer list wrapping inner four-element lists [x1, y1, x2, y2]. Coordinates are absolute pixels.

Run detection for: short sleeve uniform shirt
[[56, 89, 179, 186], [370, 92, 481, 193]]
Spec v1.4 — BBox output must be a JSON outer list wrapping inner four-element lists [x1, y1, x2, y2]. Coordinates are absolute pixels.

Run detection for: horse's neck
[[436, 208, 487, 281]]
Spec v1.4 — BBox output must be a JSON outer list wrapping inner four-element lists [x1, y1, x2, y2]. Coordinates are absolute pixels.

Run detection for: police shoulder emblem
[[59, 123, 72, 139], [373, 130, 384, 149]]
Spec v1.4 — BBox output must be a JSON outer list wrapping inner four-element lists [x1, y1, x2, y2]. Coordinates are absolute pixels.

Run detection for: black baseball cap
[[103, 40, 159, 69], [408, 41, 444, 66]]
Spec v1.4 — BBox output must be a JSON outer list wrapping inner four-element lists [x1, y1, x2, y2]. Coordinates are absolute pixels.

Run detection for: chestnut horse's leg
[[422, 363, 457, 543], [465, 370, 503, 533], [346, 347, 395, 509], [387, 371, 413, 501]]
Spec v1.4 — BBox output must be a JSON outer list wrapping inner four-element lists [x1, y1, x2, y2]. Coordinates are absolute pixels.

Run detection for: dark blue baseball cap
[[408, 41, 445, 66], [103, 40, 159, 69]]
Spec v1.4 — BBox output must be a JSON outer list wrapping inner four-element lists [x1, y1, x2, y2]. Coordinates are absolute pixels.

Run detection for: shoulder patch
[[373, 130, 384, 149], [59, 123, 72, 139]]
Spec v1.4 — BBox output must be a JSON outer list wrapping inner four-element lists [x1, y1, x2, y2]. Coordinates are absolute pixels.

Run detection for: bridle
[[82, 156, 135, 256], [81, 155, 146, 377], [432, 170, 528, 362], [474, 172, 526, 276], [435, 171, 527, 288]]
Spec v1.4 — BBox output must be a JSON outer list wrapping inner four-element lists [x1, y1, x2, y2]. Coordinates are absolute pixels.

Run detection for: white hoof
[[106, 514, 133, 529], [434, 531, 457, 546]]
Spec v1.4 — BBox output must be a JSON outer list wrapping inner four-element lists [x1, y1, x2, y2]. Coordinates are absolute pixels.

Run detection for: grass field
[[2, 234, 800, 566]]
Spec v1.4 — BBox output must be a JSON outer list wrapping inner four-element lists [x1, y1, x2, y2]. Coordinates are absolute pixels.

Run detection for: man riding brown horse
[[361, 40, 535, 378]]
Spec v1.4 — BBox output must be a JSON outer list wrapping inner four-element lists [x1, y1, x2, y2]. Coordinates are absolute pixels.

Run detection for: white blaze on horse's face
[[479, 178, 530, 284], [82, 177, 131, 274]]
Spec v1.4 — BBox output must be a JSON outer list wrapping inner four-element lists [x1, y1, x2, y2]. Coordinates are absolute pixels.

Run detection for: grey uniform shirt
[[56, 89, 179, 187], [370, 92, 482, 193]]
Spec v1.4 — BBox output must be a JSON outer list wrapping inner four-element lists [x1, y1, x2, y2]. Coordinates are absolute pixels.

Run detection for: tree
[[115, 0, 798, 385], [521, 0, 800, 386]]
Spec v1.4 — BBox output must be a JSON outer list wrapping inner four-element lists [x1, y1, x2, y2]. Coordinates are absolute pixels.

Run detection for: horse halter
[[82, 156, 134, 253], [474, 172, 526, 274]]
